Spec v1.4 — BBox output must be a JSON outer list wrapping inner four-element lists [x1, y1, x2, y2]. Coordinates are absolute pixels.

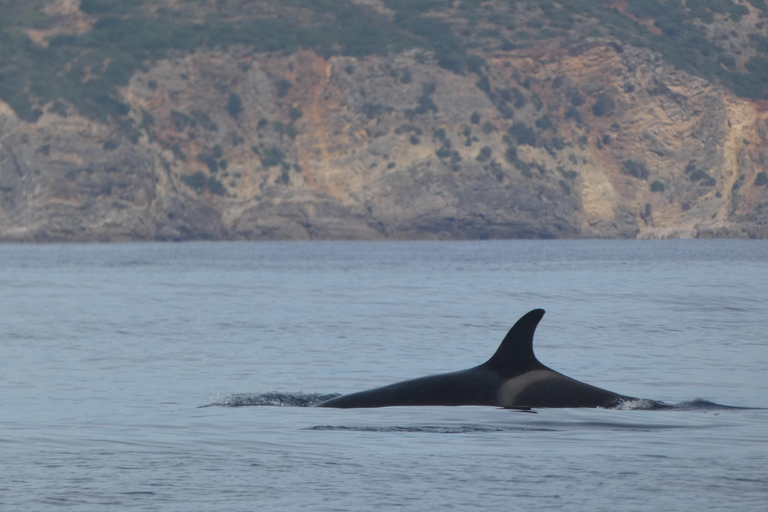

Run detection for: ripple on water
[[203, 392, 341, 408]]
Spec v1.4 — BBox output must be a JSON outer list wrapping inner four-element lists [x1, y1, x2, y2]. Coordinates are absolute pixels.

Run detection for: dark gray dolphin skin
[[317, 309, 636, 409]]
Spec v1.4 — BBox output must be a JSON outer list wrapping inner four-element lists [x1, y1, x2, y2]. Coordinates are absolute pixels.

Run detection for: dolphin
[[317, 309, 637, 409]]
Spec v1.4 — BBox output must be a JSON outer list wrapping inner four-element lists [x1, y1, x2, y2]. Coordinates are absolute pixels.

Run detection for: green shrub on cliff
[[228, 94, 243, 119], [476, 146, 492, 162], [289, 107, 303, 122], [416, 83, 438, 114], [622, 160, 649, 180], [181, 172, 206, 192], [509, 122, 536, 146], [261, 146, 285, 168], [79, 0, 141, 17], [505, 146, 518, 164], [592, 93, 615, 117], [481, 122, 497, 134], [181, 172, 227, 195]]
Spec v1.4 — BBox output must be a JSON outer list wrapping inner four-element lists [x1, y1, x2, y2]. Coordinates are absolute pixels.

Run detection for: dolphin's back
[[316, 367, 503, 408], [496, 369, 632, 408]]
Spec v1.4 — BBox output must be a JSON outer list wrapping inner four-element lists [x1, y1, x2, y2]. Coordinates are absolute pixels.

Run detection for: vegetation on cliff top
[[2, 0, 768, 123]]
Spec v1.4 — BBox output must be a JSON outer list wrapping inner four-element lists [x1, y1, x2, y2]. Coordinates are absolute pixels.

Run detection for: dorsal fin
[[482, 309, 545, 373]]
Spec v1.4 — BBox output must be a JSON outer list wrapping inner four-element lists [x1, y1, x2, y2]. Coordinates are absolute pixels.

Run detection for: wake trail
[[202, 393, 761, 411]]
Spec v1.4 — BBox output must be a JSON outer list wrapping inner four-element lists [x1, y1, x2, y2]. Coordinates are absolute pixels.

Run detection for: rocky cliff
[[2, 0, 768, 241]]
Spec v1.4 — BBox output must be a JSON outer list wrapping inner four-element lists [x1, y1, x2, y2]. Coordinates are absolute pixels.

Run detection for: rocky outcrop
[[2, 40, 768, 241]]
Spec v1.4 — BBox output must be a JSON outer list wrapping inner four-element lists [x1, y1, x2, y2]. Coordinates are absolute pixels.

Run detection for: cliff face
[[2, 4, 768, 241]]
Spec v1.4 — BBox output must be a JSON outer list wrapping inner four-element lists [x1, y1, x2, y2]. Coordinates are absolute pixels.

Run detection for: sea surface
[[2, 240, 767, 511]]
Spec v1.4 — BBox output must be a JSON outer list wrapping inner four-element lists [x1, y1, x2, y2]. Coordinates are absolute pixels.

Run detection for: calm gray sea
[[2, 240, 767, 511]]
